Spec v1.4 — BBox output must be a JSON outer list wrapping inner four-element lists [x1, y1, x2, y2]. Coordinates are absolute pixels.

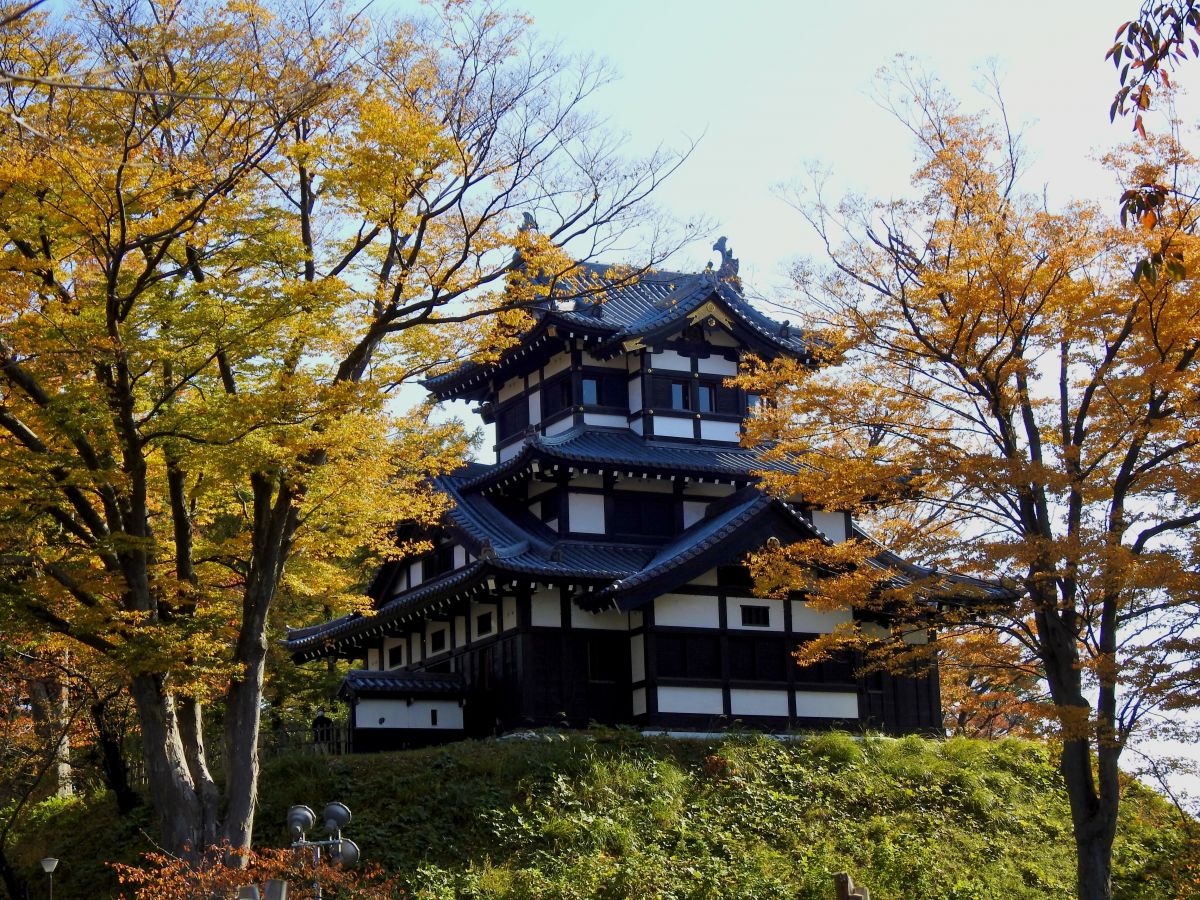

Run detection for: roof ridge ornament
[[712, 236, 742, 292]]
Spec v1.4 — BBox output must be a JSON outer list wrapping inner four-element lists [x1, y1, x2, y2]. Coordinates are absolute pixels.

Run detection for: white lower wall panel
[[568, 492, 606, 533], [630, 634, 645, 682], [583, 413, 627, 429], [355, 699, 464, 730], [657, 686, 724, 715], [498, 440, 523, 462], [652, 416, 694, 438], [699, 419, 741, 442], [654, 593, 720, 628], [545, 417, 574, 436], [632, 687, 647, 716], [366, 648, 380, 670], [790, 600, 852, 633], [793, 691, 859, 719], [730, 689, 789, 717], [726, 597, 784, 631]]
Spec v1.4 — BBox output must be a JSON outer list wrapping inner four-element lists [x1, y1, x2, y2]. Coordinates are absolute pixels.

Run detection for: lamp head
[[331, 838, 359, 868], [40, 858, 58, 874], [286, 805, 316, 840], [322, 801, 351, 834]]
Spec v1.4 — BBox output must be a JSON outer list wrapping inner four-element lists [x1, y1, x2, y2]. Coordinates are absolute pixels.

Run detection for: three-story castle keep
[[286, 251, 998, 750]]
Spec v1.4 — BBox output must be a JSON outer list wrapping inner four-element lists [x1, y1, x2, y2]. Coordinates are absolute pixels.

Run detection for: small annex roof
[[337, 669, 466, 701], [455, 425, 808, 494], [423, 263, 812, 402]]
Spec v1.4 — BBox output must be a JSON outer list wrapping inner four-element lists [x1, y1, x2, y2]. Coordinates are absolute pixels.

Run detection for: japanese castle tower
[[287, 241, 967, 750]]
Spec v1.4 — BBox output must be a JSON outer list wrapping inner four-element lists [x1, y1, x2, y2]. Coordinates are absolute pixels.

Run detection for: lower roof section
[[338, 670, 466, 701]]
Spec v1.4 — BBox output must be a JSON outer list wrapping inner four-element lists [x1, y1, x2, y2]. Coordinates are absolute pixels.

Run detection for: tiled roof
[[338, 669, 466, 699], [423, 263, 811, 400], [454, 426, 806, 492]]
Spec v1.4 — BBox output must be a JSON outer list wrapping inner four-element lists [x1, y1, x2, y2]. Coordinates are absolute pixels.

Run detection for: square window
[[741, 605, 770, 627], [670, 381, 690, 410], [429, 629, 447, 654], [476, 611, 494, 636], [746, 393, 761, 410], [698, 385, 714, 412], [387, 643, 405, 669]]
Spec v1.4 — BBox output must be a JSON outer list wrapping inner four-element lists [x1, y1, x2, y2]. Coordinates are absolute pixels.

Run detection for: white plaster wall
[[730, 689, 789, 717], [455, 616, 467, 647], [630, 610, 643, 628], [657, 686, 724, 715], [630, 418, 644, 435], [545, 417, 574, 436], [616, 477, 672, 493], [650, 349, 691, 372], [652, 416, 693, 438], [528, 390, 541, 425], [409, 633, 422, 663], [689, 568, 719, 586], [530, 590, 561, 627], [544, 352, 571, 377], [793, 691, 859, 719], [571, 604, 627, 630], [812, 510, 848, 542], [527, 480, 554, 498], [498, 440, 524, 462], [571, 474, 604, 489], [356, 699, 464, 730], [630, 634, 645, 682], [699, 420, 741, 443], [726, 598, 784, 632], [366, 648, 380, 670], [696, 355, 737, 376], [682, 501, 708, 529], [498, 376, 523, 402], [707, 330, 739, 347], [632, 687, 647, 716], [583, 413, 627, 429], [628, 377, 642, 412], [903, 629, 930, 645], [408, 561, 423, 588], [568, 492, 605, 533], [685, 483, 735, 498], [790, 601, 852, 633], [425, 622, 450, 655], [503, 596, 518, 631], [583, 351, 625, 369], [654, 594, 720, 628], [453, 546, 467, 568]]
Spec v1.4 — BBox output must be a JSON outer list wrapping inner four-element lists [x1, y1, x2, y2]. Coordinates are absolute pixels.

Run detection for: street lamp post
[[39, 858, 58, 900], [286, 802, 359, 900]]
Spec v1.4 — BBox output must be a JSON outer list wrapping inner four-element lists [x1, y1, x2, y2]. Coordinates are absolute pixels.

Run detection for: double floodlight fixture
[[286, 802, 359, 868]]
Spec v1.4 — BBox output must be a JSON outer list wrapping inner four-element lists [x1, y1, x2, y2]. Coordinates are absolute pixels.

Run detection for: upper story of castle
[[423, 245, 812, 463]]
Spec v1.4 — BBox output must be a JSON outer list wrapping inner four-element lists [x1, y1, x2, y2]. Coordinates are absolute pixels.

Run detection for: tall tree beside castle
[[0, 0, 688, 856], [743, 78, 1200, 900]]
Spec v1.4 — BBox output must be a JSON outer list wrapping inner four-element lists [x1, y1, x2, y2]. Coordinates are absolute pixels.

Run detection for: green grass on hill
[[8, 731, 1198, 899]]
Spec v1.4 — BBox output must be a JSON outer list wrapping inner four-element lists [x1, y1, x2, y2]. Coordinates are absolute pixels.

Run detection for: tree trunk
[[90, 695, 142, 815], [219, 605, 271, 853], [28, 676, 72, 800], [128, 675, 206, 855]]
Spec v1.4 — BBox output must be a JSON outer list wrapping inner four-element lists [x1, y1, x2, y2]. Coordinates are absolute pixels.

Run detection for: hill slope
[[10, 731, 1198, 899]]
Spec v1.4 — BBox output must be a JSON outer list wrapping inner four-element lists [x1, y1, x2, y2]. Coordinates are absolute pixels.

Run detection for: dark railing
[[258, 722, 353, 759]]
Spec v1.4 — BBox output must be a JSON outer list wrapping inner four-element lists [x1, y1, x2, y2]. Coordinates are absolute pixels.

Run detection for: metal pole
[[312, 844, 320, 900], [47, 872, 52, 900]]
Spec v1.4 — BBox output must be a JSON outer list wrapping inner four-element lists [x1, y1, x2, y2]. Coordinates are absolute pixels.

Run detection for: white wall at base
[[583, 413, 627, 429], [570, 604, 626, 630], [628, 377, 643, 412], [790, 600, 852, 633], [528, 390, 541, 425], [366, 648, 380, 670], [530, 590, 561, 627], [657, 686, 724, 715], [503, 596, 518, 631], [682, 501, 708, 529], [545, 417, 574, 436], [730, 689, 789, 717], [812, 510, 848, 542], [699, 419, 741, 443], [630, 634, 645, 682], [726, 597, 784, 632], [652, 416, 694, 438], [696, 355, 737, 376], [498, 440, 523, 462], [650, 349, 691, 372], [455, 616, 467, 647], [543, 352, 571, 377], [355, 698, 464, 730], [632, 687, 647, 716], [567, 492, 606, 533], [654, 593, 720, 628], [793, 691, 859, 719]]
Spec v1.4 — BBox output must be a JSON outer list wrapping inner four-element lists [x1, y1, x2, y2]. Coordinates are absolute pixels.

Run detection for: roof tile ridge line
[[608, 273, 711, 330]]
